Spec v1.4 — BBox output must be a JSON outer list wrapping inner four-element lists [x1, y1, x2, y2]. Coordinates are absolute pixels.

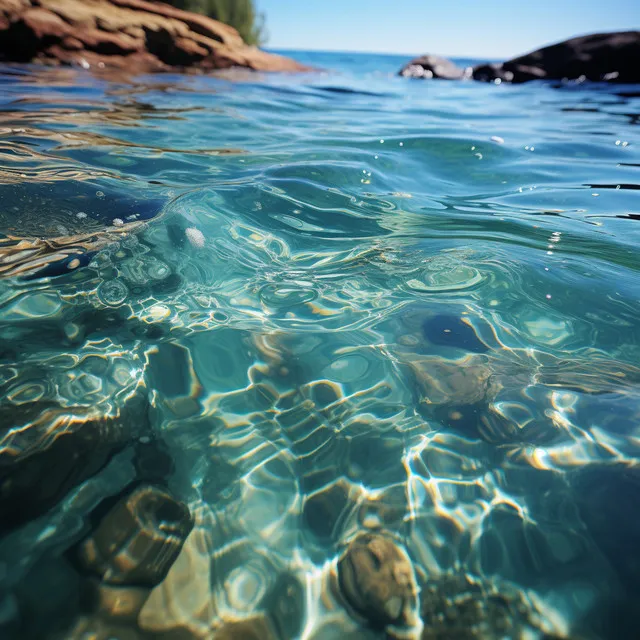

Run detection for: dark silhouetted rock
[[0, 0, 308, 73], [78, 484, 193, 587], [0, 395, 149, 534], [571, 463, 640, 633], [303, 478, 354, 541], [399, 55, 468, 80], [336, 532, 418, 629], [473, 31, 640, 84], [400, 31, 640, 85]]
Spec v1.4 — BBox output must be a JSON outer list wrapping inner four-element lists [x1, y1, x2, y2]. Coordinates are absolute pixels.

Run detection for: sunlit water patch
[[0, 53, 639, 639]]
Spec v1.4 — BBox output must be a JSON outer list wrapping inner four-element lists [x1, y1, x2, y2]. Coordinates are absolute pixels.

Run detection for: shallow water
[[0, 51, 639, 639]]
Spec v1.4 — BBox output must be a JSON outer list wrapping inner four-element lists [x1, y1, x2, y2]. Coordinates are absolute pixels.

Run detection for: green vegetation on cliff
[[164, 0, 266, 46]]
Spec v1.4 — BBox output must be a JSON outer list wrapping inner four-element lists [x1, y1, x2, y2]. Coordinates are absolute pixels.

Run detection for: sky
[[259, 0, 640, 58]]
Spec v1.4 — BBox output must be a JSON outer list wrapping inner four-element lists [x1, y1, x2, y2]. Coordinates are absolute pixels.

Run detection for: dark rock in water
[[86, 582, 151, 623], [0, 181, 165, 279], [399, 55, 468, 80], [336, 532, 417, 629], [0, 181, 164, 233], [572, 464, 640, 611], [422, 315, 489, 353], [11, 556, 82, 640], [0, 395, 149, 534], [472, 31, 640, 84], [77, 484, 193, 588], [303, 478, 355, 542], [400, 31, 640, 84], [133, 437, 175, 485]]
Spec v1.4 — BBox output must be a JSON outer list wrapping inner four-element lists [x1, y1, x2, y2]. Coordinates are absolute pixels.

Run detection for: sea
[[0, 49, 639, 639]]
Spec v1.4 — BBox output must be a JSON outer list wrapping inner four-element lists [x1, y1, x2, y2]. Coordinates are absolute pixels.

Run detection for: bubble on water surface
[[97, 279, 128, 306]]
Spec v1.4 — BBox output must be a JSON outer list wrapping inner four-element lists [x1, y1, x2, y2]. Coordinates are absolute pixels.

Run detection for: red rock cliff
[[0, 0, 307, 72]]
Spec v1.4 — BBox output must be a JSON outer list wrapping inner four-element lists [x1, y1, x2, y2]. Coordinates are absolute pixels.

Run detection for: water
[[0, 51, 639, 639]]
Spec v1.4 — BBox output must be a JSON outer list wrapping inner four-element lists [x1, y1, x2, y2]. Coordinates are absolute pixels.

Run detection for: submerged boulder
[[0, 395, 149, 534], [78, 484, 194, 587], [0, 0, 307, 73], [335, 532, 418, 630]]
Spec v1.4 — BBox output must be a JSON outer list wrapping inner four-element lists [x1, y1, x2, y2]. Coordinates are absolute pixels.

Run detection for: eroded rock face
[[78, 484, 194, 587], [399, 31, 640, 84], [0, 0, 307, 73], [336, 532, 418, 629]]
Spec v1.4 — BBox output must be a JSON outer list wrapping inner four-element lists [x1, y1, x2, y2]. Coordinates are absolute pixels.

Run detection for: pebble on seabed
[[335, 532, 418, 630], [77, 485, 194, 587]]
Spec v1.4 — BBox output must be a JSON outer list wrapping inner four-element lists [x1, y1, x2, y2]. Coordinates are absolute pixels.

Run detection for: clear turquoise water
[[0, 52, 639, 639]]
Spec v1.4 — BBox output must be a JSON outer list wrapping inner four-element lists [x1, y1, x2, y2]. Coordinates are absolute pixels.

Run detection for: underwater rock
[[0, 0, 308, 73], [78, 484, 193, 587], [138, 524, 215, 637], [572, 464, 640, 600], [336, 532, 418, 629], [212, 615, 279, 640], [11, 556, 82, 640], [0, 396, 148, 534], [65, 616, 145, 640], [422, 315, 489, 354], [399, 54, 467, 80], [90, 582, 151, 623], [420, 573, 562, 639], [303, 478, 361, 541], [405, 354, 494, 408], [357, 484, 409, 532]]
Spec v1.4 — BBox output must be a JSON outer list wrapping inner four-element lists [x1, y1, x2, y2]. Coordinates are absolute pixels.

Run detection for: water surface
[[0, 52, 639, 639]]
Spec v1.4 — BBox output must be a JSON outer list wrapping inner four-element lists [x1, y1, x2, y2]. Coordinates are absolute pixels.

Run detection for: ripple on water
[[0, 59, 639, 640], [97, 278, 129, 306]]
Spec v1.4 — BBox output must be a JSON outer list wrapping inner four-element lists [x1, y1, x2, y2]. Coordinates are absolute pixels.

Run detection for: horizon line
[[267, 46, 490, 59], [266, 27, 640, 62]]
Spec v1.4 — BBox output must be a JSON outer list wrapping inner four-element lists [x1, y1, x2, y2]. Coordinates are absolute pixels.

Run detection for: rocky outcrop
[[400, 31, 640, 84], [0, 0, 307, 73], [474, 31, 640, 84], [399, 54, 469, 80]]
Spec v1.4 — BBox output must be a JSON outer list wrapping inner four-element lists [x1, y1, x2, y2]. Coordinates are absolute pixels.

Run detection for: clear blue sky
[[259, 0, 639, 58]]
